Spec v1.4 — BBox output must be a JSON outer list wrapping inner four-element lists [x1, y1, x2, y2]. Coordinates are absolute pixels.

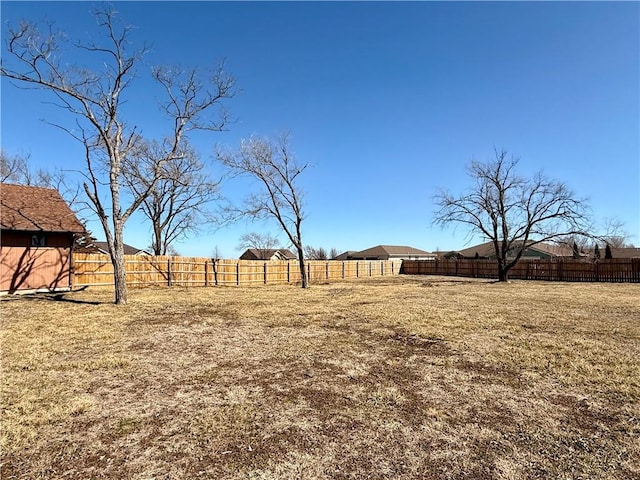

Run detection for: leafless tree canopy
[[305, 246, 329, 260], [599, 217, 635, 248], [236, 232, 281, 259], [1, 6, 235, 303], [123, 140, 220, 256], [434, 149, 591, 281], [217, 133, 310, 287], [559, 216, 635, 253], [1, 151, 33, 184], [0, 150, 79, 205]]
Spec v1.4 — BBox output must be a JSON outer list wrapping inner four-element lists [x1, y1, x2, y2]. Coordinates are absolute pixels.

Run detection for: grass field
[[1, 276, 639, 479]]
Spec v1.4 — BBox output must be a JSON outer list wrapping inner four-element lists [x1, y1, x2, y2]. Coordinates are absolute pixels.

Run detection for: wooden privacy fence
[[401, 258, 640, 283], [72, 253, 402, 288]]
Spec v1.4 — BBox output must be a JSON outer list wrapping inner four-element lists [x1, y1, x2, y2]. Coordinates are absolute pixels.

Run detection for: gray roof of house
[[91, 241, 149, 255], [240, 248, 297, 260], [350, 245, 433, 258]]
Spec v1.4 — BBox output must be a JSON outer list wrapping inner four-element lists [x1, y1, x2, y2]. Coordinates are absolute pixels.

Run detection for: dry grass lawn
[[1, 276, 639, 479]]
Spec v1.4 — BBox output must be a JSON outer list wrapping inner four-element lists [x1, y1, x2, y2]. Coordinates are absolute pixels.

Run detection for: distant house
[[1, 183, 85, 293], [239, 248, 297, 261], [341, 245, 435, 261], [590, 247, 640, 260], [77, 241, 149, 256], [607, 247, 640, 259], [441, 240, 574, 260]]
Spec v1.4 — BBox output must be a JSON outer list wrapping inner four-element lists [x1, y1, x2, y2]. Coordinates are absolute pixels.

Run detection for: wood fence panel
[[402, 258, 640, 283], [327, 261, 343, 280], [73, 253, 115, 287], [71, 255, 402, 288], [214, 260, 240, 286]]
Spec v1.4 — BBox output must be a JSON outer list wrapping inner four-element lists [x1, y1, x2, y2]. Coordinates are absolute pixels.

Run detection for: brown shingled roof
[[0, 183, 85, 233], [604, 247, 640, 259], [452, 240, 574, 258]]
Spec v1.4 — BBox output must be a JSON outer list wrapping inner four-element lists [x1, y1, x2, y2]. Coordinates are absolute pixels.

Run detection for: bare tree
[[304, 246, 340, 260], [600, 217, 634, 248], [558, 233, 590, 253], [562, 217, 635, 251], [1, 150, 31, 184], [1, 7, 234, 303], [434, 149, 591, 281], [304, 246, 328, 260], [237, 232, 281, 259], [217, 133, 310, 288], [211, 245, 223, 260], [123, 139, 220, 255], [0, 150, 79, 205]]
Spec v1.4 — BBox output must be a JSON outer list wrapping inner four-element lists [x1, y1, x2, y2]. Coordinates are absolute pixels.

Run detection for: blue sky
[[2, 1, 638, 257]]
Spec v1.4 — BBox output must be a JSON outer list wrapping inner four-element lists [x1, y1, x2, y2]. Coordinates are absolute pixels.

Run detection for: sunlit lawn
[[1, 276, 639, 479]]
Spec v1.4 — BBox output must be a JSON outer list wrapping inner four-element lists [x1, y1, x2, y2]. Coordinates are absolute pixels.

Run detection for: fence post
[[356, 262, 359, 278], [558, 261, 563, 282], [287, 261, 291, 284], [342, 261, 345, 279], [264, 261, 268, 285], [212, 259, 219, 286], [326, 261, 329, 280], [236, 261, 240, 286], [307, 262, 311, 283], [167, 258, 172, 287], [204, 260, 209, 287]]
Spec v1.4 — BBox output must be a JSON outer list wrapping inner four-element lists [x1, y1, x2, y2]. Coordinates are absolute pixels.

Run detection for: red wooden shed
[[1, 183, 85, 294]]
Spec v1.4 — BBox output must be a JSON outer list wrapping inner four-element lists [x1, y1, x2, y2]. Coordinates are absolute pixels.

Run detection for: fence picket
[[72, 254, 402, 288], [401, 259, 639, 283]]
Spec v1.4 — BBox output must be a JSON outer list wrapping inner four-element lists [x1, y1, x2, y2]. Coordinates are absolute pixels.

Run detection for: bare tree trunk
[[297, 245, 308, 288], [111, 220, 128, 304], [497, 256, 509, 282], [498, 267, 508, 282], [152, 222, 163, 255]]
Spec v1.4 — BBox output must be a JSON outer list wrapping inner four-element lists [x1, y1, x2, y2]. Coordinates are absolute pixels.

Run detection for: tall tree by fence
[[434, 149, 591, 282], [217, 133, 310, 288]]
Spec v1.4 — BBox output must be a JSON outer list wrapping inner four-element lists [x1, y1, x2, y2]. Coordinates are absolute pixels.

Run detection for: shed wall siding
[[0, 244, 73, 292]]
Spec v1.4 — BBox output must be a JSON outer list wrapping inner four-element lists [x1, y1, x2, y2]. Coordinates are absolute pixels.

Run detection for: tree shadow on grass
[[2, 289, 104, 305], [47, 293, 103, 305]]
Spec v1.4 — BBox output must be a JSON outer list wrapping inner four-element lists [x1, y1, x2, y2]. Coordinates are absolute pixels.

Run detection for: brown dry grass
[[1, 276, 639, 479]]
